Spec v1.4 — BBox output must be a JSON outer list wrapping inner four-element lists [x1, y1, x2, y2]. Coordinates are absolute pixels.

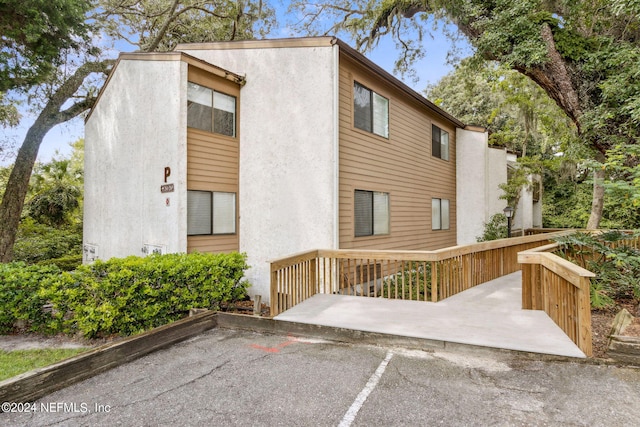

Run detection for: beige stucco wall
[[84, 58, 188, 261], [456, 129, 509, 244]]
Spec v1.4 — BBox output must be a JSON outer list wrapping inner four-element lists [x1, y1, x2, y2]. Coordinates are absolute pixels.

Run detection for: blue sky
[[2, 4, 470, 166]]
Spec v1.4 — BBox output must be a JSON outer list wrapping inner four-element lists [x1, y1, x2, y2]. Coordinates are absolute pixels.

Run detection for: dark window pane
[[432, 124, 441, 158], [354, 83, 372, 132], [187, 103, 213, 131], [354, 190, 373, 237], [187, 83, 213, 132], [213, 92, 236, 137], [214, 109, 235, 136]]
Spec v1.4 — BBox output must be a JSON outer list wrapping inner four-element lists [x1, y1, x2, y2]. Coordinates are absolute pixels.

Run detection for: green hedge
[[0, 252, 249, 337], [0, 262, 59, 334], [37, 254, 83, 271]]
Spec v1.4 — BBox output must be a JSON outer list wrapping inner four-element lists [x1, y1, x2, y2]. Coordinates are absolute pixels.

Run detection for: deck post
[[576, 276, 593, 357], [430, 261, 438, 302], [270, 269, 278, 317]]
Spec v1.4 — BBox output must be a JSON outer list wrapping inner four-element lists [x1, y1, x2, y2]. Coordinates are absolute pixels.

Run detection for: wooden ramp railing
[[270, 231, 572, 317], [517, 230, 640, 357], [270, 229, 639, 357], [518, 243, 595, 356]]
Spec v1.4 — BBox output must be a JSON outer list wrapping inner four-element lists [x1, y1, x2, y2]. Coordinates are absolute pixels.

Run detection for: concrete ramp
[[275, 271, 586, 358]]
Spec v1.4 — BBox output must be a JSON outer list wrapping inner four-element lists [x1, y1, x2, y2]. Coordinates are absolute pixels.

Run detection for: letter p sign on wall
[[164, 167, 171, 183]]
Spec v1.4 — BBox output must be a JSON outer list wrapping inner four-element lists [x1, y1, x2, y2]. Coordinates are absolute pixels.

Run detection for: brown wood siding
[[339, 55, 457, 250], [187, 65, 240, 253]]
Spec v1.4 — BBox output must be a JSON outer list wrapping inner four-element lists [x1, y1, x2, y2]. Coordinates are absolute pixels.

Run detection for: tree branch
[[144, 0, 181, 52]]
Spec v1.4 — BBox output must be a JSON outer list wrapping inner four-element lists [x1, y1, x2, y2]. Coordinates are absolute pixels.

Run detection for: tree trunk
[[0, 60, 110, 262], [587, 153, 606, 230], [0, 122, 52, 262]]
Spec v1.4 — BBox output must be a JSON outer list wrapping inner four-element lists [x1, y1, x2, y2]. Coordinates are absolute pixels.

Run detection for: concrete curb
[[0, 311, 217, 406], [2, 311, 635, 407], [218, 312, 448, 350], [216, 313, 592, 363], [218, 313, 640, 367]]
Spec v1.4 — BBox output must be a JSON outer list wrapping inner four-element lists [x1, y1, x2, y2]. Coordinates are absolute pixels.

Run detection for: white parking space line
[[338, 350, 394, 427]]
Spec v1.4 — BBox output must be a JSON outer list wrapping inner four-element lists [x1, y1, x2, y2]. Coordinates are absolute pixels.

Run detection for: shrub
[[0, 262, 60, 333], [38, 254, 83, 271], [554, 231, 640, 309], [41, 252, 250, 338], [11, 218, 82, 264], [382, 262, 431, 300], [1, 252, 250, 338], [476, 213, 508, 242]]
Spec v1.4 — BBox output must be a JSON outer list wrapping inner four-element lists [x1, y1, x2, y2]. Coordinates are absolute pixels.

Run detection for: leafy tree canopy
[[426, 59, 578, 157], [290, 0, 640, 228], [291, 0, 640, 153], [0, 0, 276, 262], [98, 0, 275, 52], [0, 0, 91, 92]]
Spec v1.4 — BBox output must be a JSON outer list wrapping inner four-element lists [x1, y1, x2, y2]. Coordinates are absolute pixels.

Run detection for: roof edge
[[177, 36, 464, 127], [86, 51, 245, 123], [175, 36, 336, 51], [119, 51, 245, 85], [332, 39, 465, 128]]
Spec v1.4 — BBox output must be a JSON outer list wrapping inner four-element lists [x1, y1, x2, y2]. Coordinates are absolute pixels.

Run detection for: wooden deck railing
[[270, 231, 573, 317], [517, 231, 640, 357], [518, 244, 595, 356], [270, 228, 639, 357], [524, 228, 571, 235]]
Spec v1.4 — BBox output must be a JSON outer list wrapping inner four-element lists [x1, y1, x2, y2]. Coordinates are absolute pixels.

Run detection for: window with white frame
[[432, 124, 449, 160], [187, 190, 236, 235], [354, 82, 389, 138], [187, 82, 236, 137], [432, 198, 450, 230], [355, 190, 389, 237]]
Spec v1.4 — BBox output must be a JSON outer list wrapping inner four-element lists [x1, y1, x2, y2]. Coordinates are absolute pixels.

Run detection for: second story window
[[432, 124, 449, 160], [354, 82, 389, 138], [187, 82, 236, 137]]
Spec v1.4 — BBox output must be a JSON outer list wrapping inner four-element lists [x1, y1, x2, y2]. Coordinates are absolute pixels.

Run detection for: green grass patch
[[0, 348, 88, 381]]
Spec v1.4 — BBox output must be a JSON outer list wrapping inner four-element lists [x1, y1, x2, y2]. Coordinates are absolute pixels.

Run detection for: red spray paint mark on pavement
[[250, 336, 303, 353]]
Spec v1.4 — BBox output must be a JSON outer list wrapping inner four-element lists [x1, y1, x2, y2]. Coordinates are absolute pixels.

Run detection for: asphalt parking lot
[[2, 328, 640, 426]]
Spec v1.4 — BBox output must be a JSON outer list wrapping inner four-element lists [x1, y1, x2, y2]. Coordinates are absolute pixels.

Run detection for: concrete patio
[[274, 271, 586, 358]]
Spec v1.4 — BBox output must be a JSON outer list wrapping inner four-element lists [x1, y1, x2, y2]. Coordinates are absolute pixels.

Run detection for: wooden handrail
[[518, 251, 596, 287], [270, 249, 319, 270], [310, 231, 574, 262], [518, 244, 595, 357], [271, 229, 637, 356], [270, 231, 571, 316]]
